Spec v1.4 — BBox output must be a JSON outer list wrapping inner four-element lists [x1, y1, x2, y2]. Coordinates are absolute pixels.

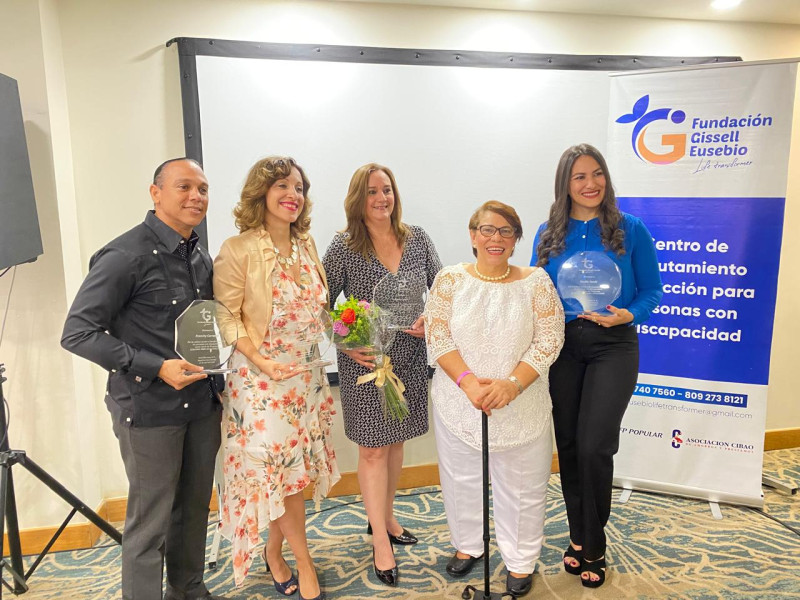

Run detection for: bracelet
[[508, 375, 524, 395], [456, 370, 473, 387]]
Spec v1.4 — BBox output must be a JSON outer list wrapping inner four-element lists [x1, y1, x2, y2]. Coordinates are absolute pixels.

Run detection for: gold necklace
[[474, 263, 511, 281], [274, 238, 298, 267]]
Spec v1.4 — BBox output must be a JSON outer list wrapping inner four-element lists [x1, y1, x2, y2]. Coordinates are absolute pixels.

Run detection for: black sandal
[[563, 544, 582, 576], [580, 556, 606, 588]]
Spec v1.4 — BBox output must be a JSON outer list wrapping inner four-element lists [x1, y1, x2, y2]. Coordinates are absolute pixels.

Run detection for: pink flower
[[333, 320, 350, 336], [358, 300, 370, 310]]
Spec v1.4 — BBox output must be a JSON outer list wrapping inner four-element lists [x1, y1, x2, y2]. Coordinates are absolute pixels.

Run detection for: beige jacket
[[213, 227, 329, 348]]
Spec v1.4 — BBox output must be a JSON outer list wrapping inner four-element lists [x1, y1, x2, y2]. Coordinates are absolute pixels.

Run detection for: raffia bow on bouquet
[[330, 296, 410, 420]]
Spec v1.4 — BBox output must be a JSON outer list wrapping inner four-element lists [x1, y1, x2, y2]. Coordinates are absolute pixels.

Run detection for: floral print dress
[[220, 242, 340, 586]]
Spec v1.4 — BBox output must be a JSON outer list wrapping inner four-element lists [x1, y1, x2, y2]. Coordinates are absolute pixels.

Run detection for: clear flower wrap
[[330, 296, 409, 421]]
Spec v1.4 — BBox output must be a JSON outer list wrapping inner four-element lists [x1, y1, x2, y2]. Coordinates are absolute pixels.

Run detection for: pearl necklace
[[274, 238, 298, 267], [474, 263, 511, 281]]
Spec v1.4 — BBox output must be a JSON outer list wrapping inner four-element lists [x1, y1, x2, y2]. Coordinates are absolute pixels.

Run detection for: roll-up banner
[[607, 60, 797, 507]]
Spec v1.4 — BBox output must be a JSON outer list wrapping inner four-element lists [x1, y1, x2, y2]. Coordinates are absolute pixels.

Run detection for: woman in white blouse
[[424, 201, 564, 598]]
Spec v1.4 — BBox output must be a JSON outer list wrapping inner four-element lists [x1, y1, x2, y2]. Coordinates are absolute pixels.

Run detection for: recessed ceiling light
[[711, 0, 743, 10]]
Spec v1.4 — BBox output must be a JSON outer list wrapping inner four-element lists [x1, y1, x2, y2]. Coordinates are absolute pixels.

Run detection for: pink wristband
[[456, 370, 473, 387]]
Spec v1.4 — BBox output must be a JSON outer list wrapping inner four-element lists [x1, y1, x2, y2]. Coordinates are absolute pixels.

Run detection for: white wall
[[2, 0, 799, 528], [0, 0, 101, 530]]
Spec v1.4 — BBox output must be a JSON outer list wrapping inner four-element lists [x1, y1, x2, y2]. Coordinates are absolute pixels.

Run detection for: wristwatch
[[507, 375, 524, 395]]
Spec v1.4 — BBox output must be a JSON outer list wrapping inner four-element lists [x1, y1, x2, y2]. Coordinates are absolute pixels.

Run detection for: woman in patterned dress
[[425, 201, 564, 598], [322, 163, 441, 586], [214, 157, 340, 599]]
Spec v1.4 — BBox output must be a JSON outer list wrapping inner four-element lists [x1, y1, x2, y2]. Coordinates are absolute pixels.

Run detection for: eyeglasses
[[476, 225, 516, 238]]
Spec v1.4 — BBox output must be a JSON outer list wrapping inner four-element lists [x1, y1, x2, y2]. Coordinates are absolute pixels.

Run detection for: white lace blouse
[[424, 264, 565, 452]]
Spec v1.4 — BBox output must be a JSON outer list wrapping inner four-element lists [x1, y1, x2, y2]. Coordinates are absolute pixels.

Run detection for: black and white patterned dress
[[323, 225, 442, 447]]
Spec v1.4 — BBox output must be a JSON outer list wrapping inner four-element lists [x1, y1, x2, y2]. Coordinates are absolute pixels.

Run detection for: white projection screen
[[172, 39, 732, 373], [200, 60, 612, 266]]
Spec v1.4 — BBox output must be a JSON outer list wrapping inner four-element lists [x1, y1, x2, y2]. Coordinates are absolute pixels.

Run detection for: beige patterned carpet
[[18, 448, 800, 599]]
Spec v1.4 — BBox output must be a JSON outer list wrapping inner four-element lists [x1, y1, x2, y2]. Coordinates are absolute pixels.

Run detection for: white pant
[[434, 408, 552, 574]]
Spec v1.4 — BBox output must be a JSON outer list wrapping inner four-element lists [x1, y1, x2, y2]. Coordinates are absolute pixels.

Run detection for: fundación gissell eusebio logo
[[616, 95, 686, 164], [616, 94, 772, 167]]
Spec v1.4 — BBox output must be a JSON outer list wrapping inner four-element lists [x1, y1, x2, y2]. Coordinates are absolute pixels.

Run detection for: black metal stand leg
[[462, 412, 513, 600], [0, 365, 122, 597], [16, 454, 121, 544], [0, 457, 28, 597]]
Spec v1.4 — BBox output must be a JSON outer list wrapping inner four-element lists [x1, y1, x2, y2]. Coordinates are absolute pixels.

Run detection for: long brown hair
[[233, 156, 312, 235], [343, 163, 409, 259], [536, 143, 625, 266]]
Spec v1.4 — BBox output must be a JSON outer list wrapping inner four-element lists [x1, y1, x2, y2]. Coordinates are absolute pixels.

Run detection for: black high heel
[[372, 546, 398, 586], [563, 543, 582, 576], [580, 556, 606, 588], [366, 522, 418, 545]]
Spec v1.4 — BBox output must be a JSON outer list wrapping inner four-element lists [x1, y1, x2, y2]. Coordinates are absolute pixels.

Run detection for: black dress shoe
[[366, 523, 419, 545], [506, 572, 533, 597], [445, 552, 482, 577], [372, 547, 398, 586]]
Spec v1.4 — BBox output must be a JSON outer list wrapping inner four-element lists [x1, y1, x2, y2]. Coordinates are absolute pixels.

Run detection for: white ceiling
[[329, 0, 800, 26]]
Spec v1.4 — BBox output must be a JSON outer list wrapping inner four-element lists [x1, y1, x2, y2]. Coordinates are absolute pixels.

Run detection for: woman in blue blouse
[[532, 143, 662, 589]]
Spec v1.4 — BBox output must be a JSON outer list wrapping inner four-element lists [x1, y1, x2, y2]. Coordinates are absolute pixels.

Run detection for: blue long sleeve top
[[531, 212, 663, 325]]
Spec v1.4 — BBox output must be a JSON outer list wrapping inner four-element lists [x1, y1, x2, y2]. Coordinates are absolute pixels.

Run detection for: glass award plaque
[[556, 251, 622, 315], [175, 300, 237, 374], [269, 307, 334, 376], [372, 269, 428, 331]]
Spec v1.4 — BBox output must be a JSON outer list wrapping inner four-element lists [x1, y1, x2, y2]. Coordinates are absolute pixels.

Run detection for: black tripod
[[462, 412, 514, 600], [0, 364, 122, 597]]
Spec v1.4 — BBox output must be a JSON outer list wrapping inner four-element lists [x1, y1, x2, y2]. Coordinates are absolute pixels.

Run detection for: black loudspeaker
[[0, 73, 42, 270]]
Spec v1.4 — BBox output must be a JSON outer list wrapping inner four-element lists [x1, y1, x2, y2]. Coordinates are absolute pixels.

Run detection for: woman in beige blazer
[[214, 156, 339, 600]]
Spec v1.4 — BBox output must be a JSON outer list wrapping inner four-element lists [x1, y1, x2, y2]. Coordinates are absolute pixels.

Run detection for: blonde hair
[[343, 163, 409, 259], [233, 156, 312, 235]]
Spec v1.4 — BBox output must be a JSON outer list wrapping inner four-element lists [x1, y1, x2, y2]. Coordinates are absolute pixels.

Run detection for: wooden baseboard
[[8, 429, 798, 557], [764, 427, 800, 451], [2, 498, 110, 559], [308, 462, 444, 500], [103, 496, 128, 524]]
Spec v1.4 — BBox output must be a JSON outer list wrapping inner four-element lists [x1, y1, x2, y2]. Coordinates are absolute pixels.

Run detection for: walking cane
[[462, 411, 514, 600]]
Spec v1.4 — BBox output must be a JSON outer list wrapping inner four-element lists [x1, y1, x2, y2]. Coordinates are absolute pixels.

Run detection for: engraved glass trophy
[[372, 269, 428, 331], [175, 300, 238, 374], [269, 306, 334, 376], [556, 251, 622, 314]]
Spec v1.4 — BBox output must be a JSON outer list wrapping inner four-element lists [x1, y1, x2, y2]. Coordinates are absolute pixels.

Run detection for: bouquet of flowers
[[330, 296, 409, 420]]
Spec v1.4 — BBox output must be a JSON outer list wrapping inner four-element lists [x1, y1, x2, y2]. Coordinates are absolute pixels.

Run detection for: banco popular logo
[[616, 95, 686, 164], [671, 429, 683, 449]]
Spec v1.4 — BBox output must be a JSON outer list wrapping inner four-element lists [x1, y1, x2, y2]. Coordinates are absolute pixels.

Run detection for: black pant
[[550, 319, 639, 560], [113, 408, 221, 600]]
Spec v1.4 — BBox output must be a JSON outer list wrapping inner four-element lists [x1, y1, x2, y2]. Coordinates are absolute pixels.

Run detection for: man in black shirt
[[62, 158, 228, 600]]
